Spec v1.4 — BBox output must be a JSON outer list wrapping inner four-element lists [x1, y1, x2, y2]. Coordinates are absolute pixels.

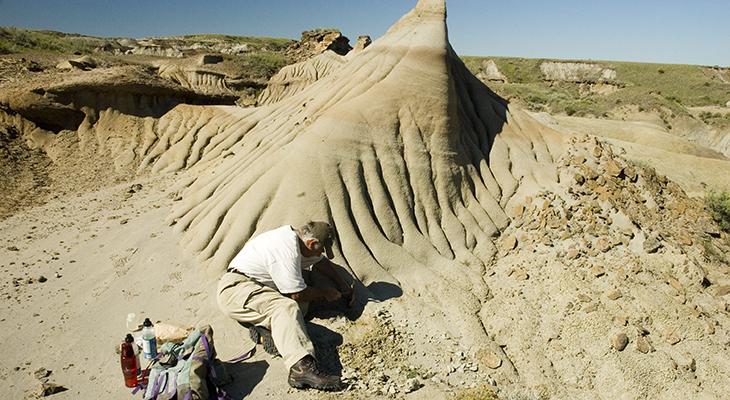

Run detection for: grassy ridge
[[0, 27, 294, 55], [0, 27, 101, 54], [462, 56, 730, 123]]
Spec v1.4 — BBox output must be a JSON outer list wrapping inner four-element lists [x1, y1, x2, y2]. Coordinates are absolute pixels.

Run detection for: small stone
[[706, 321, 716, 335], [38, 276, 47, 283], [635, 336, 654, 354], [595, 238, 612, 253], [592, 145, 603, 158], [34, 367, 52, 380], [7, 246, 20, 251], [605, 160, 623, 177], [666, 276, 684, 293], [500, 235, 518, 252], [643, 235, 662, 253], [572, 155, 587, 165], [577, 294, 592, 303], [508, 268, 529, 281], [612, 333, 629, 351], [39, 382, 68, 397], [566, 249, 580, 260], [665, 332, 681, 345], [574, 174, 586, 185], [591, 265, 606, 278], [676, 232, 693, 246], [481, 351, 502, 369], [403, 378, 422, 393], [607, 290, 622, 300], [512, 204, 525, 218]]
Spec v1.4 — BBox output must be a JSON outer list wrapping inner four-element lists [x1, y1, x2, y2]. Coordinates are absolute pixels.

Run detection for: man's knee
[[274, 297, 304, 319]]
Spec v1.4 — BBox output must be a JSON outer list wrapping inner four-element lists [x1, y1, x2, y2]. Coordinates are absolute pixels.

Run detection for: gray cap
[[306, 221, 335, 259]]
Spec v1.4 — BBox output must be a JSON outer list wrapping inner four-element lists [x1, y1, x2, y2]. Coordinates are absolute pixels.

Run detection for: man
[[217, 221, 353, 391]]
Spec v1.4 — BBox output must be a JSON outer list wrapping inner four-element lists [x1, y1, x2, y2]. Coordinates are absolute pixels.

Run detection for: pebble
[[500, 235, 518, 252], [635, 336, 654, 354], [481, 351, 502, 369], [509, 268, 529, 281], [404, 378, 422, 393], [665, 332, 681, 345], [607, 290, 622, 300], [595, 238, 611, 253], [591, 265, 606, 278], [612, 333, 629, 351], [604, 160, 623, 177], [566, 249, 580, 260], [38, 276, 47, 283], [643, 235, 662, 254]]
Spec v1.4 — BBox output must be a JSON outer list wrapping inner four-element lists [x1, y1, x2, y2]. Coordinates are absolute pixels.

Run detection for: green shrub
[[706, 190, 730, 232]]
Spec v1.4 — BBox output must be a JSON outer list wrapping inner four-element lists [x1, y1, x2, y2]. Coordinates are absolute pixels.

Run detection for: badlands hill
[[1, 1, 729, 399]]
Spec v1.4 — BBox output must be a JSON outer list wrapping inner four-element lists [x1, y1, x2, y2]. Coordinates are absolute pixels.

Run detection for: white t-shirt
[[228, 225, 324, 294]]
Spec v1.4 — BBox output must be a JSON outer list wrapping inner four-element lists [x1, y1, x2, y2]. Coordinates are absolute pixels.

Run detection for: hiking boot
[[248, 325, 280, 357], [288, 355, 343, 391]]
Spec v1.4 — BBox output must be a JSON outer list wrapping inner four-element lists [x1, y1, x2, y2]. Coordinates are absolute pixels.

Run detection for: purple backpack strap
[[225, 347, 255, 364]]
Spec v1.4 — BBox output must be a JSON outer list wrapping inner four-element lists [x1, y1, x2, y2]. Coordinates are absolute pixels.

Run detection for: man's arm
[[287, 286, 341, 302], [312, 257, 354, 306], [313, 257, 351, 292]]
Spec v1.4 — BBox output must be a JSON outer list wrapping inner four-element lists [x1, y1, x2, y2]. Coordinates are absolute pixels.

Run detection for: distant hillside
[[463, 56, 730, 129], [0, 27, 292, 54]]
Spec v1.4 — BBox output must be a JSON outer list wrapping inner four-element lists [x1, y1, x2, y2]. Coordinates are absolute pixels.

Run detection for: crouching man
[[217, 221, 352, 391]]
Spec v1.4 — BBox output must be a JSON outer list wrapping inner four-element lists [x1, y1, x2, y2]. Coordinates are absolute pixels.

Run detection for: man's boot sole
[[288, 376, 342, 391]]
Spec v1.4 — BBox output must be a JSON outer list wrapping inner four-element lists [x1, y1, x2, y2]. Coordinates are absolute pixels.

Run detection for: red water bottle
[[120, 334, 139, 388]]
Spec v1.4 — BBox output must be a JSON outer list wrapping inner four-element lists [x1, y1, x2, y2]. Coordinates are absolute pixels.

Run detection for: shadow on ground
[[221, 360, 269, 399]]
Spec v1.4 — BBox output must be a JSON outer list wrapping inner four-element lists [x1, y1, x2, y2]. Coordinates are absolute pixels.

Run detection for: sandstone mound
[[126, 0, 567, 369], [257, 50, 348, 105]]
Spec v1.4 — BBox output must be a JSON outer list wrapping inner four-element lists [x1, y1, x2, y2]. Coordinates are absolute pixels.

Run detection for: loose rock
[[635, 336, 654, 353], [481, 351, 502, 369], [607, 290, 622, 300], [612, 333, 629, 351]]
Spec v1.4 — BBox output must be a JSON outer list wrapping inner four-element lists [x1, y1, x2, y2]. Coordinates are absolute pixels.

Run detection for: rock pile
[[482, 135, 730, 398], [286, 29, 353, 62]]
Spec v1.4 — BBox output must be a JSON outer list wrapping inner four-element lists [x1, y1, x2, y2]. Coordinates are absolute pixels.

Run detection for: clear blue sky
[[1, 0, 728, 66]]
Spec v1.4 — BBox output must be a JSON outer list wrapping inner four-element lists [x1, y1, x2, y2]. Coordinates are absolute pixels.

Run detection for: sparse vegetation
[[0, 27, 100, 54], [236, 51, 289, 80], [706, 190, 730, 232], [451, 385, 500, 400], [461, 55, 730, 121]]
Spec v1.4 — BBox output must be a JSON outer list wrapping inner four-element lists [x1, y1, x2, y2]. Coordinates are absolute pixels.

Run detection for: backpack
[[139, 325, 252, 400]]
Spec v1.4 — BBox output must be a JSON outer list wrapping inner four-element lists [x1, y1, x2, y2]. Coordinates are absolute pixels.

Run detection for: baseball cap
[[308, 221, 335, 259]]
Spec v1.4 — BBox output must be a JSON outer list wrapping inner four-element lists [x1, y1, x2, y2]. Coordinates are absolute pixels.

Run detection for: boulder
[[476, 59, 507, 83], [287, 28, 353, 62]]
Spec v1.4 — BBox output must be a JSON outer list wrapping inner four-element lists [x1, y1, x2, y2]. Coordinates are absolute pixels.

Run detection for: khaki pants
[[217, 272, 315, 370]]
